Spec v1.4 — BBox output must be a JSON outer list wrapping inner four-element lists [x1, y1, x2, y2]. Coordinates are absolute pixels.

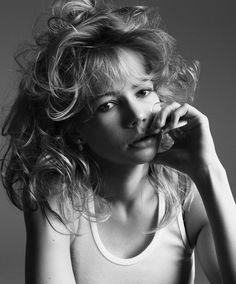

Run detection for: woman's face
[[77, 49, 162, 166]]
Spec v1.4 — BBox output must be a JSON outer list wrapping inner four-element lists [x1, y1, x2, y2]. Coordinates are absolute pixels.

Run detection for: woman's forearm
[[192, 160, 236, 283]]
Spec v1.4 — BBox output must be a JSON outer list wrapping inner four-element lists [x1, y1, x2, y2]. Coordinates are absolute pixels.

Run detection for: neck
[[97, 161, 152, 205]]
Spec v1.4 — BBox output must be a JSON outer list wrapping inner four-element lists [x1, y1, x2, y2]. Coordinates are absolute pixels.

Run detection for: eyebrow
[[90, 80, 154, 103], [132, 80, 153, 89], [90, 92, 118, 103]]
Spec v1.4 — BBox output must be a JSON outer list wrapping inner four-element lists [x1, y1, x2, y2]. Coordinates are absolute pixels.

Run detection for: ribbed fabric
[[71, 194, 195, 284]]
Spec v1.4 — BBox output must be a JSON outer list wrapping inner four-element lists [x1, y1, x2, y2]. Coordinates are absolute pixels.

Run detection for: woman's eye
[[137, 89, 153, 98], [97, 102, 115, 113]]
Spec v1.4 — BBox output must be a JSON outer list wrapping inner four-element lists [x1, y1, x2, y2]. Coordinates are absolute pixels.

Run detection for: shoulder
[[24, 197, 78, 284], [183, 182, 209, 248], [24, 195, 80, 246]]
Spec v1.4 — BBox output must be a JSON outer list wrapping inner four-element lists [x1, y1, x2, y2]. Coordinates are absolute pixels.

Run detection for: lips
[[133, 134, 155, 143], [129, 133, 158, 148]]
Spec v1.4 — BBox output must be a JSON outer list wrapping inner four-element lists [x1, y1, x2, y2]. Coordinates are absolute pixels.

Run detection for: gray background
[[0, 0, 235, 283]]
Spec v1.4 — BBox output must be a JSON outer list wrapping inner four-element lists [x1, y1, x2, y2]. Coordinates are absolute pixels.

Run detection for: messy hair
[[1, 0, 199, 229]]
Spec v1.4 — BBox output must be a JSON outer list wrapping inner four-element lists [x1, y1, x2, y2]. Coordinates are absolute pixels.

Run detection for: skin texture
[[25, 49, 236, 284]]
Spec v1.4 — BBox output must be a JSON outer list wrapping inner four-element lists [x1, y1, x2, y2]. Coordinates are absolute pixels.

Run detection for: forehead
[[82, 47, 153, 99]]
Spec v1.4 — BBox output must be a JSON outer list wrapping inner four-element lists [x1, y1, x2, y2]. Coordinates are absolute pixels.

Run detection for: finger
[[149, 102, 163, 133], [157, 102, 186, 133], [169, 104, 189, 129], [158, 102, 181, 129], [175, 103, 208, 126], [150, 102, 200, 135], [164, 118, 188, 133], [163, 104, 189, 133], [163, 102, 207, 134]]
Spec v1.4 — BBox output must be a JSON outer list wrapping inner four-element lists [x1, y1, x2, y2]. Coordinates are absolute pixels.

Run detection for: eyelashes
[[95, 89, 155, 113], [136, 89, 154, 98], [97, 101, 117, 112]]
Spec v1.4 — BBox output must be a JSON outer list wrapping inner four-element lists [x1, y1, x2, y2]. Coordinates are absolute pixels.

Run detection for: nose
[[125, 100, 150, 131], [128, 111, 147, 128]]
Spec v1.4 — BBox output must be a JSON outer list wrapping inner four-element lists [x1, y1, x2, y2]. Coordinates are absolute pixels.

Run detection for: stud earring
[[77, 138, 85, 151]]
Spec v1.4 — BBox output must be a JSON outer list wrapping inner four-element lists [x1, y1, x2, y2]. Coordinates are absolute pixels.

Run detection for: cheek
[[80, 119, 122, 150]]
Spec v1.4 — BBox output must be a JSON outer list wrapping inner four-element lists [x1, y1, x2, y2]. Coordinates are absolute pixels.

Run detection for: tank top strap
[[177, 209, 193, 254]]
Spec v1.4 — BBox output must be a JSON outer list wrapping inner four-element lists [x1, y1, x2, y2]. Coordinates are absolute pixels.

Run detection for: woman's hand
[[151, 102, 219, 178]]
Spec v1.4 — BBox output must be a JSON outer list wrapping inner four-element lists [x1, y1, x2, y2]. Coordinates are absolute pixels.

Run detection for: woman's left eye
[[136, 89, 153, 98]]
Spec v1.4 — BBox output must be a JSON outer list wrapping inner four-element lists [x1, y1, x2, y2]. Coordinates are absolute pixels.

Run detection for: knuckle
[[161, 107, 169, 115], [201, 114, 209, 123], [164, 102, 180, 112], [182, 103, 189, 109], [171, 101, 181, 108]]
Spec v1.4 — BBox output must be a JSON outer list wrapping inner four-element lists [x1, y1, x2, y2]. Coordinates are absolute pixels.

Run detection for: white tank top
[[71, 194, 195, 284]]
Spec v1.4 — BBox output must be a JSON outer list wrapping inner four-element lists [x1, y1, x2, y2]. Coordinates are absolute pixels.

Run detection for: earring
[[77, 138, 85, 151]]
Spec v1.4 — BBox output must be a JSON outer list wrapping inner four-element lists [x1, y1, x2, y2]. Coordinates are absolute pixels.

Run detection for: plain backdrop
[[0, 1, 235, 283]]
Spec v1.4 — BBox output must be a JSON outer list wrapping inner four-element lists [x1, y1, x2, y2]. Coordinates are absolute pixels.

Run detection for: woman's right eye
[[97, 102, 116, 113]]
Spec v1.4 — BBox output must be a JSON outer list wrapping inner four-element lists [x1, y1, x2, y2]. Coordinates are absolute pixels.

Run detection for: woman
[[1, 1, 236, 283]]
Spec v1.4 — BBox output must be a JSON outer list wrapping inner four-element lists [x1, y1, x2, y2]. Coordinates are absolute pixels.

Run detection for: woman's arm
[[185, 178, 234, 284], [24, 204, 76, 284], [154, 102, 236, 283], [193, 160, 236, 284]]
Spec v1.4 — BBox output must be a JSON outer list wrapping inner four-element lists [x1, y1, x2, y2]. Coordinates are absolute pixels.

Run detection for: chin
[[128, 148, 158, 165]]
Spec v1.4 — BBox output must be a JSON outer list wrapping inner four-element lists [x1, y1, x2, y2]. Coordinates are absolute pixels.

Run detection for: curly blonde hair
[[1, 0, 199, 228]]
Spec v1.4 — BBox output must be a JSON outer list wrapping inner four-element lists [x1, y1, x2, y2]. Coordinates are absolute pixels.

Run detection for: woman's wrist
[[190, 157, 227, 197]]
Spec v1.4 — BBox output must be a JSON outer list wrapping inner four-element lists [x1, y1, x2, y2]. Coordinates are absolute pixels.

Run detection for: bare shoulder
[[24, 196, 78, 284], [24, 206, 70, 241], [24, 195, 75, 238], [183, 183, 209, 248]]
